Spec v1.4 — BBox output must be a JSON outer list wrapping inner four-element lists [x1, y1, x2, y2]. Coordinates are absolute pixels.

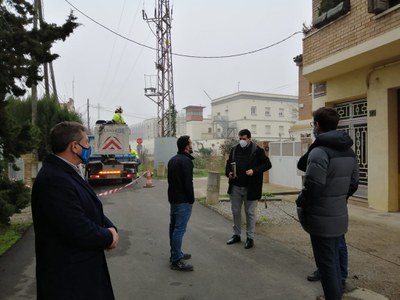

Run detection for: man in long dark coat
[[32, 121, 119, 300]]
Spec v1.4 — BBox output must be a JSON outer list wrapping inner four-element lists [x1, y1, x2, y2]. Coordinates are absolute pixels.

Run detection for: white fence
[[268, 141, 306, 189], [8, 158, 25, 181]]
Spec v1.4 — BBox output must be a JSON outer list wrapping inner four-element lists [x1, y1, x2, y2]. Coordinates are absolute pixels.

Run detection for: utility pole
[[50, 62, 58, 101], [36, 0, 49, 98], [32, 0, 58, 102], [143, 0, 176, 137], [31, 0, 39, 126], [87, 99, 90, 133]]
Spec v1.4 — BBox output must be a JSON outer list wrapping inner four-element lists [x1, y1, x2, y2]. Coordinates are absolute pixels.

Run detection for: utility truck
[[86, 121, 139, 183]]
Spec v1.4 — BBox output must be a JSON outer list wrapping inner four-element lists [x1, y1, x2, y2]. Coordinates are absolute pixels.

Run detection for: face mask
[[239, 140, 248, 148], [78, 143, 92, 163]]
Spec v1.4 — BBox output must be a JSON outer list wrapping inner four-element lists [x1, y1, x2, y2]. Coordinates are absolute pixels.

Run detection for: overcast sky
[[42, 0, 312, 126]]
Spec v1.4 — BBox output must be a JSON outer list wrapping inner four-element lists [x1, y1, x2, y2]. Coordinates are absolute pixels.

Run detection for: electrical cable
[[103, 0, 146, 103], [98, 0, 128, 103], [88, 103, 153, 120], [64, 0, 302, 59]]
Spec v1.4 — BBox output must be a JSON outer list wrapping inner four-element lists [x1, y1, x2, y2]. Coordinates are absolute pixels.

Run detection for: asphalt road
[[0, 178, 323, 300]]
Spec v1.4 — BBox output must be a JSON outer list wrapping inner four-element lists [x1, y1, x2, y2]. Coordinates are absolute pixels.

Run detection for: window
[[319, 0, 342, 15], [208, 127, 212, 133], [225, 109, 228, 115], [265, 107, 271, 117], [390, 0, 400, 6], [279, 108, 284, 117], [279, 126, 284, 135], [217, 112, 220, 116], [265, 125, 271, 135], [187, 111, 202, 116], [251, 125, 257, 134], [368, 0, 400, 13], [313, 0, 350, 28], [251, 106, 257, 116]]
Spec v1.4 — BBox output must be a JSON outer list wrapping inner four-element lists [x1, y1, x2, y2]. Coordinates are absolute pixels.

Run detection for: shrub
[[0, 174, 30, 225]]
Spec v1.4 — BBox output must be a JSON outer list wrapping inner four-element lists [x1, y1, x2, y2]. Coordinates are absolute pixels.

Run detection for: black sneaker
[[169, 253, 191, 262], [182, 253, 191, 260], [170, 260, 194, 272], [307, 270, 321, 281]]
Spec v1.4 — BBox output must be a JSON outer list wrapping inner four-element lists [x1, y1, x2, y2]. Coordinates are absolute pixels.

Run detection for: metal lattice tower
[[143, 0, 176, 137]]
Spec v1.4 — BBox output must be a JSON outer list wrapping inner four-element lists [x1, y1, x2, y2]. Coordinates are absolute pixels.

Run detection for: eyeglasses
[[76, 141, 91, 150]]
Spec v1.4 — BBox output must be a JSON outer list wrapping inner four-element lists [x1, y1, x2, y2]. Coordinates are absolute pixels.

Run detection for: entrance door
[[336, 100, 368, 199]]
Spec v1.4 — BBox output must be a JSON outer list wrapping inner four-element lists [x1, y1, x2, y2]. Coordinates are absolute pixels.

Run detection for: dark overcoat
[[225, 142, 272, 200], [31, 154, 116, 300]]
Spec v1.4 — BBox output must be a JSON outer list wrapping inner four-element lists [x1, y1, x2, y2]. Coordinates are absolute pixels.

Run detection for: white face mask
[[239, 140, 248, 148]]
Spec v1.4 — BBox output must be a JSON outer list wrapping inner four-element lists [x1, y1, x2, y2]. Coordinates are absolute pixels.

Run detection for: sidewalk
[[194, 176, 399, 300], [194, 176, 400, 230], [193, 176, 299, 199]]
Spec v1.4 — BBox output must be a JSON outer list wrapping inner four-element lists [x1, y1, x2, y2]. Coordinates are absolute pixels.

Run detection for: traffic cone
[[143, 169, 154, 188]]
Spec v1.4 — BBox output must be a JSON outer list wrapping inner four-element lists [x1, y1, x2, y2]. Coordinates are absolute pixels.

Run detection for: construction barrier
[[143, 169, 154, 188], [96, 172, 144, 197]]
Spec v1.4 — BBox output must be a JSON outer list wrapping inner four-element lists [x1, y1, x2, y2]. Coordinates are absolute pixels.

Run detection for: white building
[[211, 91, 298, 141], [130, 117, 158, 141], [176, 106, 213, 140]]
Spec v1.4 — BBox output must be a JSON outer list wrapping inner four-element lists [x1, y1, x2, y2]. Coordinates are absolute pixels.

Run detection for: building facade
[[176, 106, 213, 140], [211, 91, 298, 141], [302, 0, 400, 211]]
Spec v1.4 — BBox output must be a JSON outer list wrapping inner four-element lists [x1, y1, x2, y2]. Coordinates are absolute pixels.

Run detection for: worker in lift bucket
[[112, 106, 125, 124]]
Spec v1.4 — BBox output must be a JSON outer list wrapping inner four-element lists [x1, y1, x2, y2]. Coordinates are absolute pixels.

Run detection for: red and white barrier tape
[[96, 172, 145, 197]]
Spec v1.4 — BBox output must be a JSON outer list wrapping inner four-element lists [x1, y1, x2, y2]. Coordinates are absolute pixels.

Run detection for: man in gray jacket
[[296, 107, 359, 300]]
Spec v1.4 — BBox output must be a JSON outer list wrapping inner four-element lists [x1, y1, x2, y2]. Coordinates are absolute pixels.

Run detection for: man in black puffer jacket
[[296, 107, 359, 300]]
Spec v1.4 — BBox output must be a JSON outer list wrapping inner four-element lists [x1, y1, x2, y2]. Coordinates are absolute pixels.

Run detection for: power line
[[86, 103, 154, 120], [64, 0, 303, 59]]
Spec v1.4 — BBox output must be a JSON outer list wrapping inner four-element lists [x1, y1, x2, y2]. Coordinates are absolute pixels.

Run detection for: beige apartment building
[[301, 0, 400, 211], [212, 91, 298, 141]]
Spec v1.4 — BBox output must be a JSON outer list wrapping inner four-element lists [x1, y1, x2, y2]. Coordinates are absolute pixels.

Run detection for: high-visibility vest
[[130, 148, 140, 159], [112, 113, 125, 124]]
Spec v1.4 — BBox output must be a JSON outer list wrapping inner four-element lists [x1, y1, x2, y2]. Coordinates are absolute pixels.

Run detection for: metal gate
[[336, 100, 368, 198]]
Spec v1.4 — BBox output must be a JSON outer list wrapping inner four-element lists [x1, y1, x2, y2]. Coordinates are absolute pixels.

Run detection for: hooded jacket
[[296, 130, 359, 237]]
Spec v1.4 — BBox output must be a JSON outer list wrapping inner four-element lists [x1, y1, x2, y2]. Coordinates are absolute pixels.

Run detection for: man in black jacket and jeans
[[225, 129, 272, 249], [168, 135, 195, 271], [296, 107, 359, 300]]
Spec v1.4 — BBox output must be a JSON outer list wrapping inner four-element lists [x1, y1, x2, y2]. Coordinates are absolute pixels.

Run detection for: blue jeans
[[169, 203, 192, 263], [338, 235, 348, 281], [311, 235, 342, 300]]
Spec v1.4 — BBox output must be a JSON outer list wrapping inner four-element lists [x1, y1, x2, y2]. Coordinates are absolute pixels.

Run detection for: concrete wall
[[310, 59, 400, 211], [268, 141, 303, 189], [367, 63, 400, 211]]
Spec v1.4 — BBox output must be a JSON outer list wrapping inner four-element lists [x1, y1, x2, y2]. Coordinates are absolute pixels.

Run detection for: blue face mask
[[78, 143, 92, 163]]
